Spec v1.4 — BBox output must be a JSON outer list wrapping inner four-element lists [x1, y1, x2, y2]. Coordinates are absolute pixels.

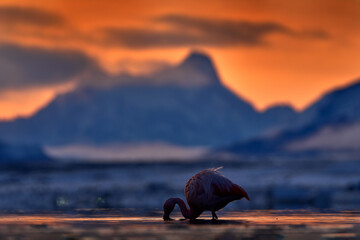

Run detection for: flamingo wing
[[185, 168, 222, 209], [184, 173, 205, 208], [211, 172, 250, 200], [184, 167, 249, 213]]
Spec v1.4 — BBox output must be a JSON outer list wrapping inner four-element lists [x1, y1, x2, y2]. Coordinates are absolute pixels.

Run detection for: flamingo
[[163, 167, 250, 221]]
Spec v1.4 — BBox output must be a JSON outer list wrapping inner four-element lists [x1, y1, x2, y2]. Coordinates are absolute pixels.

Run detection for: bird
[[163, 167, 250, 221]]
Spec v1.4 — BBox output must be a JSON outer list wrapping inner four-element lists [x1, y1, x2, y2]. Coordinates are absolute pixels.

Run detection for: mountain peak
[[176, 51, 220, 86], [152, 51, 221, 87], [182, 51, 213, 65]]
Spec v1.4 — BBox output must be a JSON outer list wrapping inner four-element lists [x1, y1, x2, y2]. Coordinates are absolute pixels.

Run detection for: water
[[1, 159, 360, 239], [0, 210, 359, 239], [1, 158, 360, 210]]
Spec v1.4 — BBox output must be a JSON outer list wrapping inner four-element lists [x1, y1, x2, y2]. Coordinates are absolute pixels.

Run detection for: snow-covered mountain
[[224, 78, 360, 154], [0, 52, 295, 147], [285, 79, 360, 152], [0, 50, 358, 157]]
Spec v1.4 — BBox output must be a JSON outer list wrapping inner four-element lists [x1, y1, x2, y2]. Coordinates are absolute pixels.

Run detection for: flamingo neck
[[164, 198, 198, 219], [173, 198, 192, 219]]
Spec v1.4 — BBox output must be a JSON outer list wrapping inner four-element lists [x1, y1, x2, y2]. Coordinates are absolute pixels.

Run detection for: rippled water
[[0, 210, 359, 239]]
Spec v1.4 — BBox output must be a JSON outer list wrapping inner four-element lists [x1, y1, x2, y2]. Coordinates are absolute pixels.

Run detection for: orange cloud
[[0, 0, 359, 119]]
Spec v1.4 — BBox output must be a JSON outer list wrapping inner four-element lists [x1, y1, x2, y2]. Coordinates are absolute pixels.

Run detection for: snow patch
[[286, 122, 360, 151]]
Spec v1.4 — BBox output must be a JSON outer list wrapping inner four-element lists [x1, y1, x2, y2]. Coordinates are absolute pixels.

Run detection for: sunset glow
[[0, 0, 359, 119]]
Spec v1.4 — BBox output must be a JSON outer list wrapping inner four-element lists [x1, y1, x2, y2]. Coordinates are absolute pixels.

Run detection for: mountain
[[223, 78, 360, 154], [298, 79, 360, 127], [0, 51, 294, 147], [286, 121, 360, 152], [259, 105, 298, 136], [0, 141, 50, 163], [152, 52, 222, 87]]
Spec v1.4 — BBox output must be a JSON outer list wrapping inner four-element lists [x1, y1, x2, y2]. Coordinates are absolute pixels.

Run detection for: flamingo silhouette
[[163, 167, 250, 220]]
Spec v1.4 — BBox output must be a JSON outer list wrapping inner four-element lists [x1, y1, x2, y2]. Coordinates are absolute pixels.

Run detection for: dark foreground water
[[0, 210, 359, 239]]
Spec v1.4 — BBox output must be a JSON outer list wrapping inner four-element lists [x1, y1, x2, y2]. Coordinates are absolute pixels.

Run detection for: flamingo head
[[243, 189, 250, 201], [163, 198, 176, 220], [232, 185, 250, 201]]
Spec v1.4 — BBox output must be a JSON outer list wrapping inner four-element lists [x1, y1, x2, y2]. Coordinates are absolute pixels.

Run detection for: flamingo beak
[[242, 189, 250, 201]]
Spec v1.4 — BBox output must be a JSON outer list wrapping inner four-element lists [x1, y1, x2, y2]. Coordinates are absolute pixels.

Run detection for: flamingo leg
[[211, 211, 218, 220]]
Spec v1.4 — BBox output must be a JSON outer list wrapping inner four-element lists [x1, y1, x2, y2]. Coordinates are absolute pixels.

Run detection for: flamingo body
[[163, 167, 249, 220]]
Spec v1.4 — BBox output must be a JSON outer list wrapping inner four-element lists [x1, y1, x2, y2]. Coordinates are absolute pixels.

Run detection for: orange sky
[[0, 0, 359, 119]]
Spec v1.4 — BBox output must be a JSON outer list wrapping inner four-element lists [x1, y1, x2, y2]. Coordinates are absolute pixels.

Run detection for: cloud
[[301, 29, 330, 39], [0, 8, 329, 50], [157, 14, 292, 43], [100, 15, 293, 49], [0, 43, 94, 90], [0, 6, 65, 27], [115, 59, 171, 76]]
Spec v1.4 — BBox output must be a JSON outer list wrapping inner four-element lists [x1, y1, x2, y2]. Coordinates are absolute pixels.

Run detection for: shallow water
[[2, 160, 360, 211], [0, 210, 359, 239]]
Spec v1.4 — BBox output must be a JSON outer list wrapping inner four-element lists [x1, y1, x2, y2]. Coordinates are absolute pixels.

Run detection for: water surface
[[0, 210, 359, 239]]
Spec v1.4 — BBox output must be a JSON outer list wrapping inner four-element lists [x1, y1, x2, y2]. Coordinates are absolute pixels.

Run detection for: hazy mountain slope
[[223, 78, 360, 154], [0, 51, 303, 148], [259, 105, 298, 136], [0, 141, 50, 163], [0, 84, 260, 146], [297, 79, 360, 127], [1, 52, 288, 147], [286, 121, 360, 151]]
